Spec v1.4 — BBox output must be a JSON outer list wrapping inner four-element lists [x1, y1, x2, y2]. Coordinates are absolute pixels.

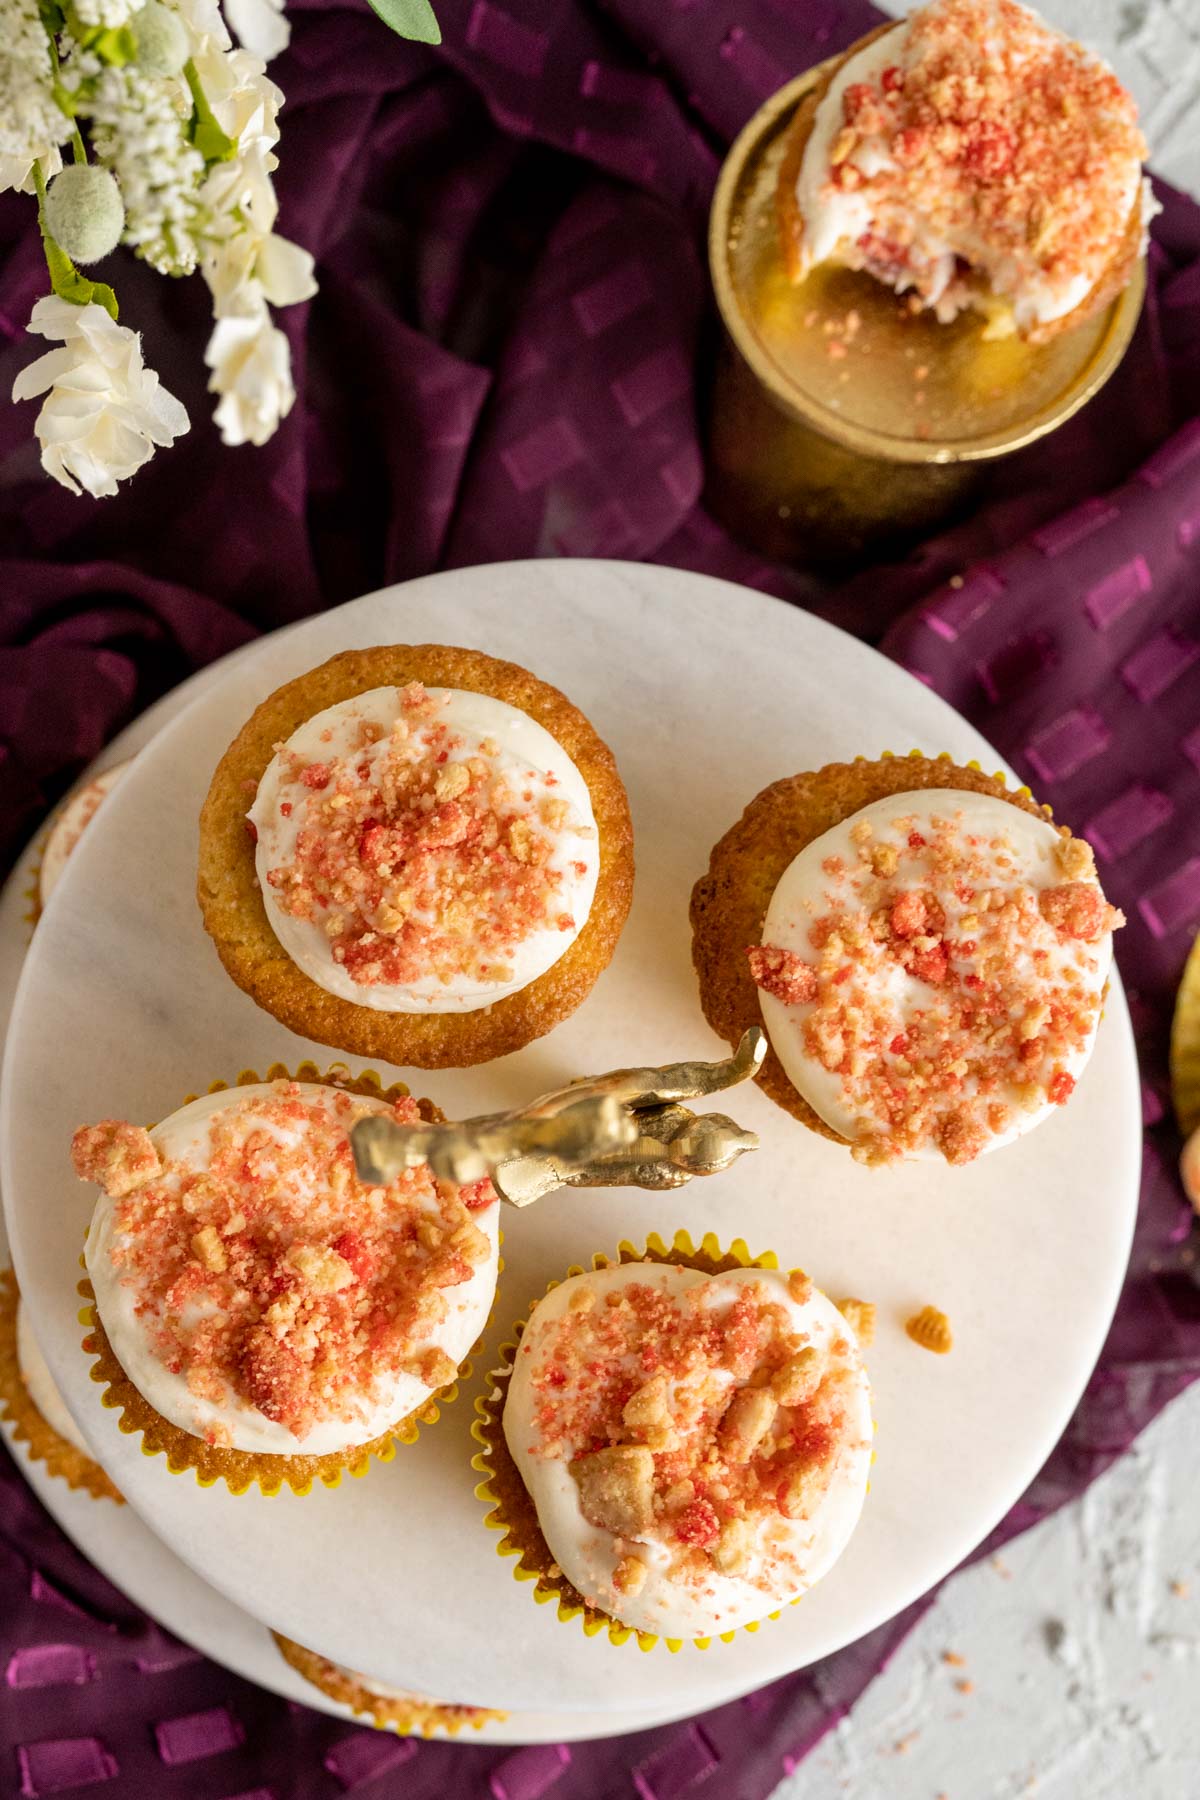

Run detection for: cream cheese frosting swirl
[[249, 684, 600, 1013], [503, 1262, 872, 1640], [75, 1082, 500, 1457], [750, 790, 1122, 1165], [17, 1302, 91, 1457], [793, 0, 1148, 332]]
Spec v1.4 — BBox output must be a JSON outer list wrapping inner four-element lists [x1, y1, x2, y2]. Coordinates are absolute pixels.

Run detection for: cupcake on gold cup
[[691, 753, 1124, 1168], [198, 646, 635, 1069], [707, 0, 1151, 559], [0, 1269, 123, 1503], [777, 0, 1152, 342], [272, 1633, 506, 1736], [70, 1068, 501, 1495], [472, 1232, 873, 1652]]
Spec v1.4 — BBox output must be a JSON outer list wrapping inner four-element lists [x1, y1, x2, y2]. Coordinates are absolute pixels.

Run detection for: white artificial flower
[[202, 220, 315, 317], [170, 0, 231, 51], [0, 0, 73, 195], [73, 0, 136, 24], [224, 0, 289, 62], [204, 292, 294, 446], [12, 295, 189, 498], [85, 60, 206, 275], [187, 39, 282, 156]]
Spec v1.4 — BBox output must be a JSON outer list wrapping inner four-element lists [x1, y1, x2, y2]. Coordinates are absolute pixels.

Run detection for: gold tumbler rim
[[709, 59, 1147, 468]]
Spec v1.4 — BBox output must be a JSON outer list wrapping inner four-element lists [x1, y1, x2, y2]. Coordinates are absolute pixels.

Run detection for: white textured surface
[[772, 5, 1200, 1794]]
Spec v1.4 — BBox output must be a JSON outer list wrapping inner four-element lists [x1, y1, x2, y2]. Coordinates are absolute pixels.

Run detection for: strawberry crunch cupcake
[[272, 1634, 506, 1736], [0, 1270, 122, 1502], [36, 761, 130, 918], [70, 1075, 500, 1493], [198, 646, 634, 1068], [691, 755, 1123, 1166], [475, 1240, 872, 1648], [777, 0, 1154, 341]]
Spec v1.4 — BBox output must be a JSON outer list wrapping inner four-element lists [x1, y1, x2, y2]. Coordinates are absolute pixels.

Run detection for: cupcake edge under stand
[[0, 561, 1142, 1720]]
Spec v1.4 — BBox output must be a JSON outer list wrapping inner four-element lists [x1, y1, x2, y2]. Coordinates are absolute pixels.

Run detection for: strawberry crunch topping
[[808, 0, 1145, 325], [521, 1273, 860, 1611], [256, 684, 593, 993], [751, 805, 1123, 1166], [72, 1084, 494, 1445]]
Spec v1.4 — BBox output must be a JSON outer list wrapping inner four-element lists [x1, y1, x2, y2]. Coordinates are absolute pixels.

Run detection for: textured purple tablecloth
[[2, 2, 1199, 1796]]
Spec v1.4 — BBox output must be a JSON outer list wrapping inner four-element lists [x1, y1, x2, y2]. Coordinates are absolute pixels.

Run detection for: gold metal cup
[[706, 57, 1147, 562]]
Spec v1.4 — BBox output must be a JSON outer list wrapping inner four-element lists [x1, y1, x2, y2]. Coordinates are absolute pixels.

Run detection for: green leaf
[[38, 0, 66, 34], [364, 0, 440, 44], [184, 58, 237, 164], [63, 3, 136, 60]]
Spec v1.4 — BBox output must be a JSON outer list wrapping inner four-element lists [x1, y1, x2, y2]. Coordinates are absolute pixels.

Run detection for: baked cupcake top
[[17, 1302, 91, 1457], [749, 789, 1122, 1165], [71, 1082, 500, 1455], [791, 0, 1148, 332], [248, 683, 600, 1014], [503, 1262, 872, 1638], [40, 762, 128, 909]]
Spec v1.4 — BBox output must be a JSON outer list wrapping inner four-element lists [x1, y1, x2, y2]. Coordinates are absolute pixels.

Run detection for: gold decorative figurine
[[350, 1028, 767, 1205]]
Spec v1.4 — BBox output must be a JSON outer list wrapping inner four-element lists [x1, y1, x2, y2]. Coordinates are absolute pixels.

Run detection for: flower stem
[[32, 159, 120, 320], [184, 59, 237, 164]]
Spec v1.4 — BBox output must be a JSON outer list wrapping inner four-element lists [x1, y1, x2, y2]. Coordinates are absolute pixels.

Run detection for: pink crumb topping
[[525, 1276, 858, 1599], [73, 1084, 495, 1443], [262, 683, 581, 991], [820, 0, 1145, 315], [748, 813, 1123, 1166]]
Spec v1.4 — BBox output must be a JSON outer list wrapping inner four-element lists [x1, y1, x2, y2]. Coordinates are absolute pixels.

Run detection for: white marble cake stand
[[1, 560, 1141, 1726]]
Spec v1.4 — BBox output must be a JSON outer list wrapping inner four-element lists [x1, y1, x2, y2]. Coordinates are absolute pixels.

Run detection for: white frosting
[[795, 9, 1143, 330], [759, 790, 1115, 1161], [249, 687, 600, 1013], [503, 1263, 872, 1640], [84, 1084, 500, 1457], [16, 1302, 91, 1456], [40, 763, 129, 908]]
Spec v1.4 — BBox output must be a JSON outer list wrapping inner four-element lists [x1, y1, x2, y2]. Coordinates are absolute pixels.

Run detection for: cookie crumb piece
[[191, 1224, 227, 1274], [719, 1386, 778, 1463], [906, 1304, 953, 1354], [573, 1444, 655, 1537], [1055, 834, 1096, 881], [778, 1457, 826, 1521], [787, 1268, 812, 1305], [70, 1121, 161, 1197], [622, 1374, 672, 1435], [611, 1554, 648, 1597], [837, 1298, 876, 1345], [567, 1284, 597, 1314], [418, 1347, 457, 1389], [710, 1516, 755, 1575], [288, 1242, 355, 1293], [771, 1346, 824, 1405]]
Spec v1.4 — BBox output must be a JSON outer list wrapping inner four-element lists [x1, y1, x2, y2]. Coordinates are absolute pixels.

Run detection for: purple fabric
[[2, 0, 1199, 1794]]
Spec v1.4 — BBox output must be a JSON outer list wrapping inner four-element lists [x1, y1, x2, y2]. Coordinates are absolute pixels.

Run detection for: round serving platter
[[1, 560, 1141, 1724]]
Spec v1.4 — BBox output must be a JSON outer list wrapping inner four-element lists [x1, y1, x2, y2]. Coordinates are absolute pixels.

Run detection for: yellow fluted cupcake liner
[[78, 1061, 490, 1498], [471, 1226, 814, 1656], [0, 1268, 123, 1504], [272, 1632, 507, 1735], [1170, 930, 1200, 1138]]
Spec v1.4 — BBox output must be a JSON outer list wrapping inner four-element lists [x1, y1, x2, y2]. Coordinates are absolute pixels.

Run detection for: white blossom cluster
[[9, 0, 313, 495], [86, 59, 207, 275], [0, 0, 73, 195], [72, 0, 137, 26]]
